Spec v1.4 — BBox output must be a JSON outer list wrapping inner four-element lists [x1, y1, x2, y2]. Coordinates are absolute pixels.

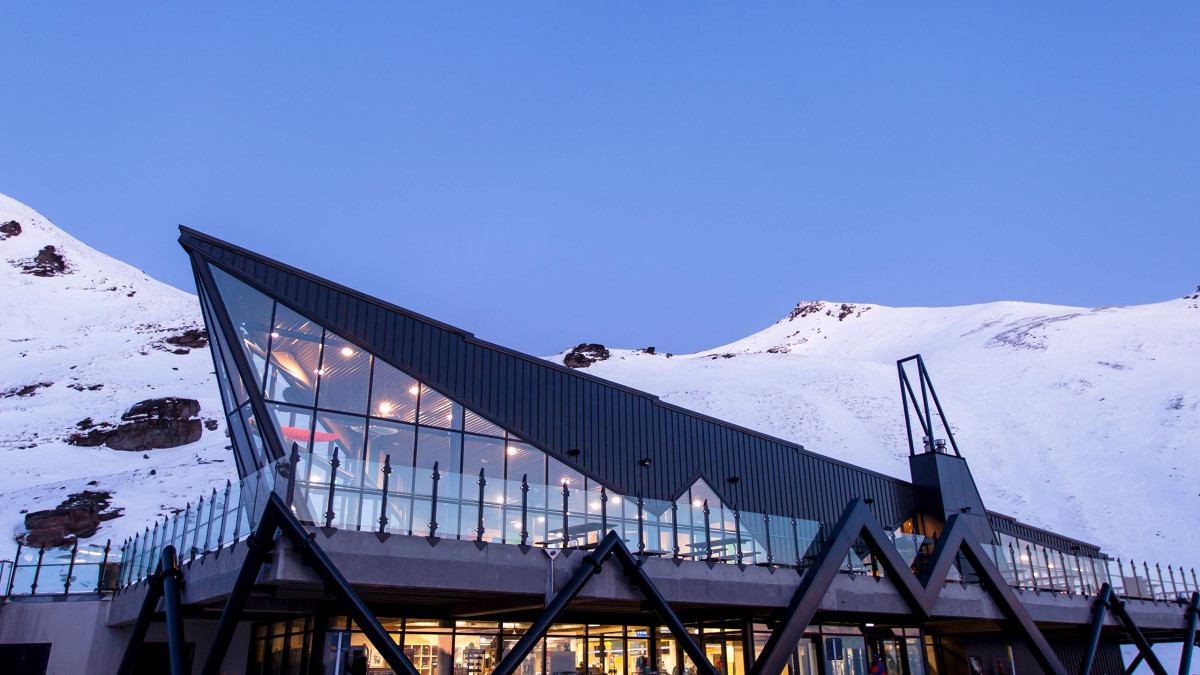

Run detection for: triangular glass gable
[[197, 272, 271, 476]]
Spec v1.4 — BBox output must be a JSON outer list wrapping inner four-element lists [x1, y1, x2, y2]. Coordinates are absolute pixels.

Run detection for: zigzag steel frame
[[119, 495, 1130, 675]]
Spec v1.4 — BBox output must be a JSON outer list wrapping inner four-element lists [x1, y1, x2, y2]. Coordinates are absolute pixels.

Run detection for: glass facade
[[246, 617, 902, 675], [199, 261, 826, 562]]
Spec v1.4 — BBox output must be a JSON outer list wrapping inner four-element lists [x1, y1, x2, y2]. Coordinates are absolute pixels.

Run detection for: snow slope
[[1, 190, 1196, 583], [0, 193, 234, 560], [557, 298, 1200, 566]]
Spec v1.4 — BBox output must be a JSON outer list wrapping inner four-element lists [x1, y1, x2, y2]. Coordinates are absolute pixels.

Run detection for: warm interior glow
[[693, 499, 703, 507], [409, 385, 420, 396], [378, 401, 394, 415], [270, 332, 280, 338], [506, 447, 518, 456], [341, 346, 354, 357]]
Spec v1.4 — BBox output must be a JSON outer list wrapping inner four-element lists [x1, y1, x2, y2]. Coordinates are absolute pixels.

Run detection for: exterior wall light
[[639, 458, 652, 467]]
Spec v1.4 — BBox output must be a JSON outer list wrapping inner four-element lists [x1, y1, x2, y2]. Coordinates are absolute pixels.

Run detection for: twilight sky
[[2, 4, 1198, 356]]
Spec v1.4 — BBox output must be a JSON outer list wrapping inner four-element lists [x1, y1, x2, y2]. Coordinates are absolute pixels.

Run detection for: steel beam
[[115, 546, 187, 675], [1178, 592, 1199, 675], [749, 499, 1069, 675], [1079, 584, 1113, 675], [1109, 593, 1169, 675]]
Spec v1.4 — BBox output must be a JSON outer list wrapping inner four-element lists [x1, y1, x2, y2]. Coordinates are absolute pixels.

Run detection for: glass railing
[[94, 450, 1200, 607], [2, 540, 117, 596]]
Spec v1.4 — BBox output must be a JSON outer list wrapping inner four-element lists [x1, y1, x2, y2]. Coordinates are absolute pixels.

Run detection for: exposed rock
[[0, 220, 21, 240], [204, 419, 219, 431], [20, 490, 123, 548], [66, 397, 203, 451], [67, 383, 104, 392], [165, 328, 209, 350], [563, 343, 611, 368], [20, 245, 69, 277], [787, 301, 825, 321], [1, 382, 53, 398], [636, 346, 656, 355]]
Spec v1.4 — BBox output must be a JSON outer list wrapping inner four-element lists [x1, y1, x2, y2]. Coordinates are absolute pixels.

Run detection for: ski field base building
[[1, 227, 1197, 675]]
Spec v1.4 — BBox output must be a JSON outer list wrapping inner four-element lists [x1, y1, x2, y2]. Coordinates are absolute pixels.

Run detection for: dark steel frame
[[116, 545, 187, 675], [750, 498, 1066, 675], [897, 355, 961, 457]]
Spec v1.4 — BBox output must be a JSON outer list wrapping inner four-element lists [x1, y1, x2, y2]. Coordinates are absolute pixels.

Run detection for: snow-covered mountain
[[554, 297, 1200, 566], [0, 193, 232, 560], [1, 190, 1196, 576]]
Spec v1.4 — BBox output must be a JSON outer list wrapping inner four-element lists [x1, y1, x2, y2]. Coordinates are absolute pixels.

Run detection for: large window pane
[[209, 265, 275, 388], [464, 410, 505, 437], [505, 442, 546, 510], [415, 428, 462, 474], [316, 332, 371, 415], [418, 386, 463, 430], [269, 403, 314, 453], [264, 305, 323, 408], [312, 413, 368, 464], [370, 361, 419, 423]]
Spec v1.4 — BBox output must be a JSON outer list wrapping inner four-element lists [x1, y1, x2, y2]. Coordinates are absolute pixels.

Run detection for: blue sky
[[3, 4, 1198, 355]]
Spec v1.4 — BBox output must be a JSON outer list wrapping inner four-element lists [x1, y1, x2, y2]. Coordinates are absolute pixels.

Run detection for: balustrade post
[[378, 455, 392, 535], [520, 474, 529, 546], [791, 516, 801, 568], [1169, 565, 1180, 598], [764, 514, 774, 565], [636, 494, 646, 554], [6, 543, 20, 597], [428, 462, 440, 538], [561, 482, 570, 548], [217, 481, 231, 552], [286, 441, 300, 508], [324, 447, 341, 529], [30, 547, 45, 596], [1026, 546, 1038, 590], [670, 501, 680, 560], [1042, 549, 1053, 590], [231, 480, 245, 550], [1118, 559, 1127, 595], [1144, 561, 1153, 599], [63, 540, 79, 594], [98, 540, 111, 591], [168, 511, 180, 554], [476, 468, 487, 543], [600, 487, 608, 534], [1074, 554, 1087, 594], [1007, 544, 1019, 587], [734, 510, 744, 565], [1057, 551, 1070, 593], [702, 500, 713, 562], [1156, 563, 1166, 601], [203, 488, 217, 556], [191, 496, 205, 562], [1193, 569, 1198, 593]]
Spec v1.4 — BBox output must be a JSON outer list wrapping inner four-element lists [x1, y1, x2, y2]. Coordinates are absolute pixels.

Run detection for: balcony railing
[[6, 448, 1196, 607]]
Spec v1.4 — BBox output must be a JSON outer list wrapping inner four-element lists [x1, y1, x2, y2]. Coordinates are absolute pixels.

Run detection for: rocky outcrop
[[165, 328, 208, 350], [20, 245, 69, 276], [0, 220, 20, 240], [563, 343, 611, 368], [1, 382, 53, 398], [67, 397, 203, 451], [21, 490, 123, 548]]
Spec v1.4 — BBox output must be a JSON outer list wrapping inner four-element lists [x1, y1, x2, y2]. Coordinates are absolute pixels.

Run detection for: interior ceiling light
[[341, 346, 354, 357], [409, 385, 420, 396], [506, 447, 518, 456], [378, 401, 394, 415]]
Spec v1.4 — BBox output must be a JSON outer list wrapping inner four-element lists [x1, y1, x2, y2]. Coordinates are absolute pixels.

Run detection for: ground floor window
[[245, 616, 923, 675]]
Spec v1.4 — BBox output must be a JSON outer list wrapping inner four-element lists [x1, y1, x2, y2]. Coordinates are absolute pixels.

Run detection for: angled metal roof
[[179, 226, 917, 526]]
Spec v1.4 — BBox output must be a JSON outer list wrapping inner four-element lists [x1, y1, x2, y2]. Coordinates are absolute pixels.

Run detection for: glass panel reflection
[[265, 305, 323, 408], [371, 361, 419, 423], [209, 265, 275, 388], [419, 386, 463, 430], [317, 332, 371, 415]]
